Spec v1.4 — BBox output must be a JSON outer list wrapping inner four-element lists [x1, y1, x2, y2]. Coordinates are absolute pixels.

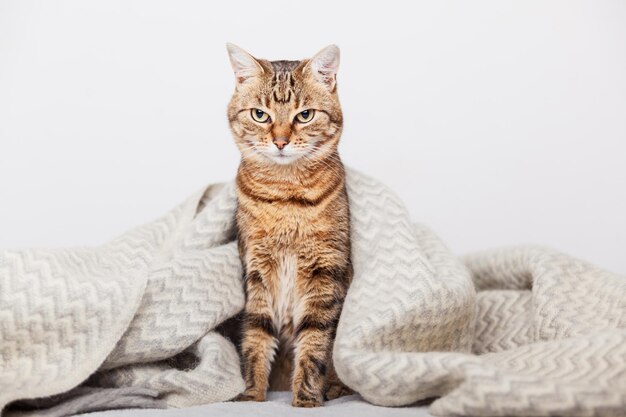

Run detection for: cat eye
[[295, 109, 315, 123], [251, 109, 270, 123]]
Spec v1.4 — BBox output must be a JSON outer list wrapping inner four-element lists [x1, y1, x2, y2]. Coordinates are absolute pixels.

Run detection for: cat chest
[[239, 200, 325, 242], [272, 252, 300, 335]]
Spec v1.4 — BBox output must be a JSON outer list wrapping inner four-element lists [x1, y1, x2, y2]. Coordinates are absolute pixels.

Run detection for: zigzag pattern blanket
[[1, 170, 624, 417]]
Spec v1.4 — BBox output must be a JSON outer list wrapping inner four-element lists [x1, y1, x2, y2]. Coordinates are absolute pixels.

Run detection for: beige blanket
[[1, 169, 624, 417]]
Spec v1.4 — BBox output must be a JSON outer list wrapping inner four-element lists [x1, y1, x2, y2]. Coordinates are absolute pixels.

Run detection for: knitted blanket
[[1, 170, 624, 417]]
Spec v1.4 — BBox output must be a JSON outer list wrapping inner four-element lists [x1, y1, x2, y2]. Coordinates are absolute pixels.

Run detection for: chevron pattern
[[333, 170, 477, 406], [472, 290, 533, 354], [335, 198, 626, 417], [0, 183, 245, 416], [1, 170, 625, 416]]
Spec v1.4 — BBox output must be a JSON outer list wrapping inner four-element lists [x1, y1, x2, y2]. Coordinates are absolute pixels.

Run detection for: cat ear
[[305, 45, 340, 91], [226, 43, 264, 84]]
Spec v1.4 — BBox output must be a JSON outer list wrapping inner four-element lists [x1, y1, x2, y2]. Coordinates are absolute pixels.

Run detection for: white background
[[1, 1, 625, 273]]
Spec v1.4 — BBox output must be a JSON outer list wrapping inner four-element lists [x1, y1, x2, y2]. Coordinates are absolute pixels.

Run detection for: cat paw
[[292, 392, 323, 408], [325, 382, 353, 400], [234, 390, 266, 402]]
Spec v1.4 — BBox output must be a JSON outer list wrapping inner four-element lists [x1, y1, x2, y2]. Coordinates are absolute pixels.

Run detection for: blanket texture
[[1, 170, 624, 417]]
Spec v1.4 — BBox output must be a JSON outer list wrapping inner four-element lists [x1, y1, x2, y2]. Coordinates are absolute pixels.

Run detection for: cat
[[226, 43, 353, 408]]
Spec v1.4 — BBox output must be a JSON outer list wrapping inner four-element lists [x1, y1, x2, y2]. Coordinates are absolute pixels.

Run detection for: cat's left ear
[[305, 45, 340, 91]]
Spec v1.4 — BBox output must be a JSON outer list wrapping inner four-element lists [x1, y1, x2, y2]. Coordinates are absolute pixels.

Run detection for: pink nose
[[273, 137, 289, 150]]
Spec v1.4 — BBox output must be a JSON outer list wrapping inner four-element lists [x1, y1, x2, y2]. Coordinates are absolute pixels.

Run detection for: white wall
[[1, 0, 625, 273]]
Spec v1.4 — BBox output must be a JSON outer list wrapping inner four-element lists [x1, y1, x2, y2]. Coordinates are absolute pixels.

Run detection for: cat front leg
[[291, 264, 349, 407], [237, 269, 278, 402]]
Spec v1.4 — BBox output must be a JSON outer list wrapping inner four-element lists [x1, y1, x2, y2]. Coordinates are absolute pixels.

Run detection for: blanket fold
[[1, 170, 624, 417]]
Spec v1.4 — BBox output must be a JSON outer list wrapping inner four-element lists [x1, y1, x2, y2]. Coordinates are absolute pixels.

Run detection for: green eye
[[295, 109, 315, 123], [251, 109, 270, 123]]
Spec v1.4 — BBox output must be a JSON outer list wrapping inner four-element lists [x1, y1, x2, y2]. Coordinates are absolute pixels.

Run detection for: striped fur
[[226, 44, 352, 407]]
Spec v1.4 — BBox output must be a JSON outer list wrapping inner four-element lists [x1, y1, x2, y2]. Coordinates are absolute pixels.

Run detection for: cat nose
[[273, 137, 290, 150]]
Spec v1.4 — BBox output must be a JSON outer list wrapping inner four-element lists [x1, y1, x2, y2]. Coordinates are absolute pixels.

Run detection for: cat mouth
[[273, 155, 298, 164], [264, 151, 301, 165]]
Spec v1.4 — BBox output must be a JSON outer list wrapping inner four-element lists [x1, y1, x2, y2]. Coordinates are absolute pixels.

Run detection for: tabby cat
[[226, 43, 353, 407]]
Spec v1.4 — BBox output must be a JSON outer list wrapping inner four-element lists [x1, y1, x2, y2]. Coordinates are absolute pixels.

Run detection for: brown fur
[[226, 45, 352, 407]]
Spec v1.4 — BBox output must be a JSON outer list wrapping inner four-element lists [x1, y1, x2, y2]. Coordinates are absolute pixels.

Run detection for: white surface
[[81, 392, 433, 417], [0, 0, 625, 273]]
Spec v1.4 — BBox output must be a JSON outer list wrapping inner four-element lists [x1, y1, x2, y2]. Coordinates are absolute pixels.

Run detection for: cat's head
[[226, 44, 343, 166]]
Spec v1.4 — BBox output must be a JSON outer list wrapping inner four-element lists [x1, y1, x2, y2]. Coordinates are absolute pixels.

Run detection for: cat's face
[[227, 44, 343, 166]]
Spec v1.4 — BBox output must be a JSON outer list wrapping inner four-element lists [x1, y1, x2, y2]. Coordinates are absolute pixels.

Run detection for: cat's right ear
[[226, 43, 264, 85]]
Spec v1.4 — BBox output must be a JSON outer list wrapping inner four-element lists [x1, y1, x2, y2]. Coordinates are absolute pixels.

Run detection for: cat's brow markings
[[272, 89, 292, 104], [272, 75, 293, 104], [270, 61, 301, 105]]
